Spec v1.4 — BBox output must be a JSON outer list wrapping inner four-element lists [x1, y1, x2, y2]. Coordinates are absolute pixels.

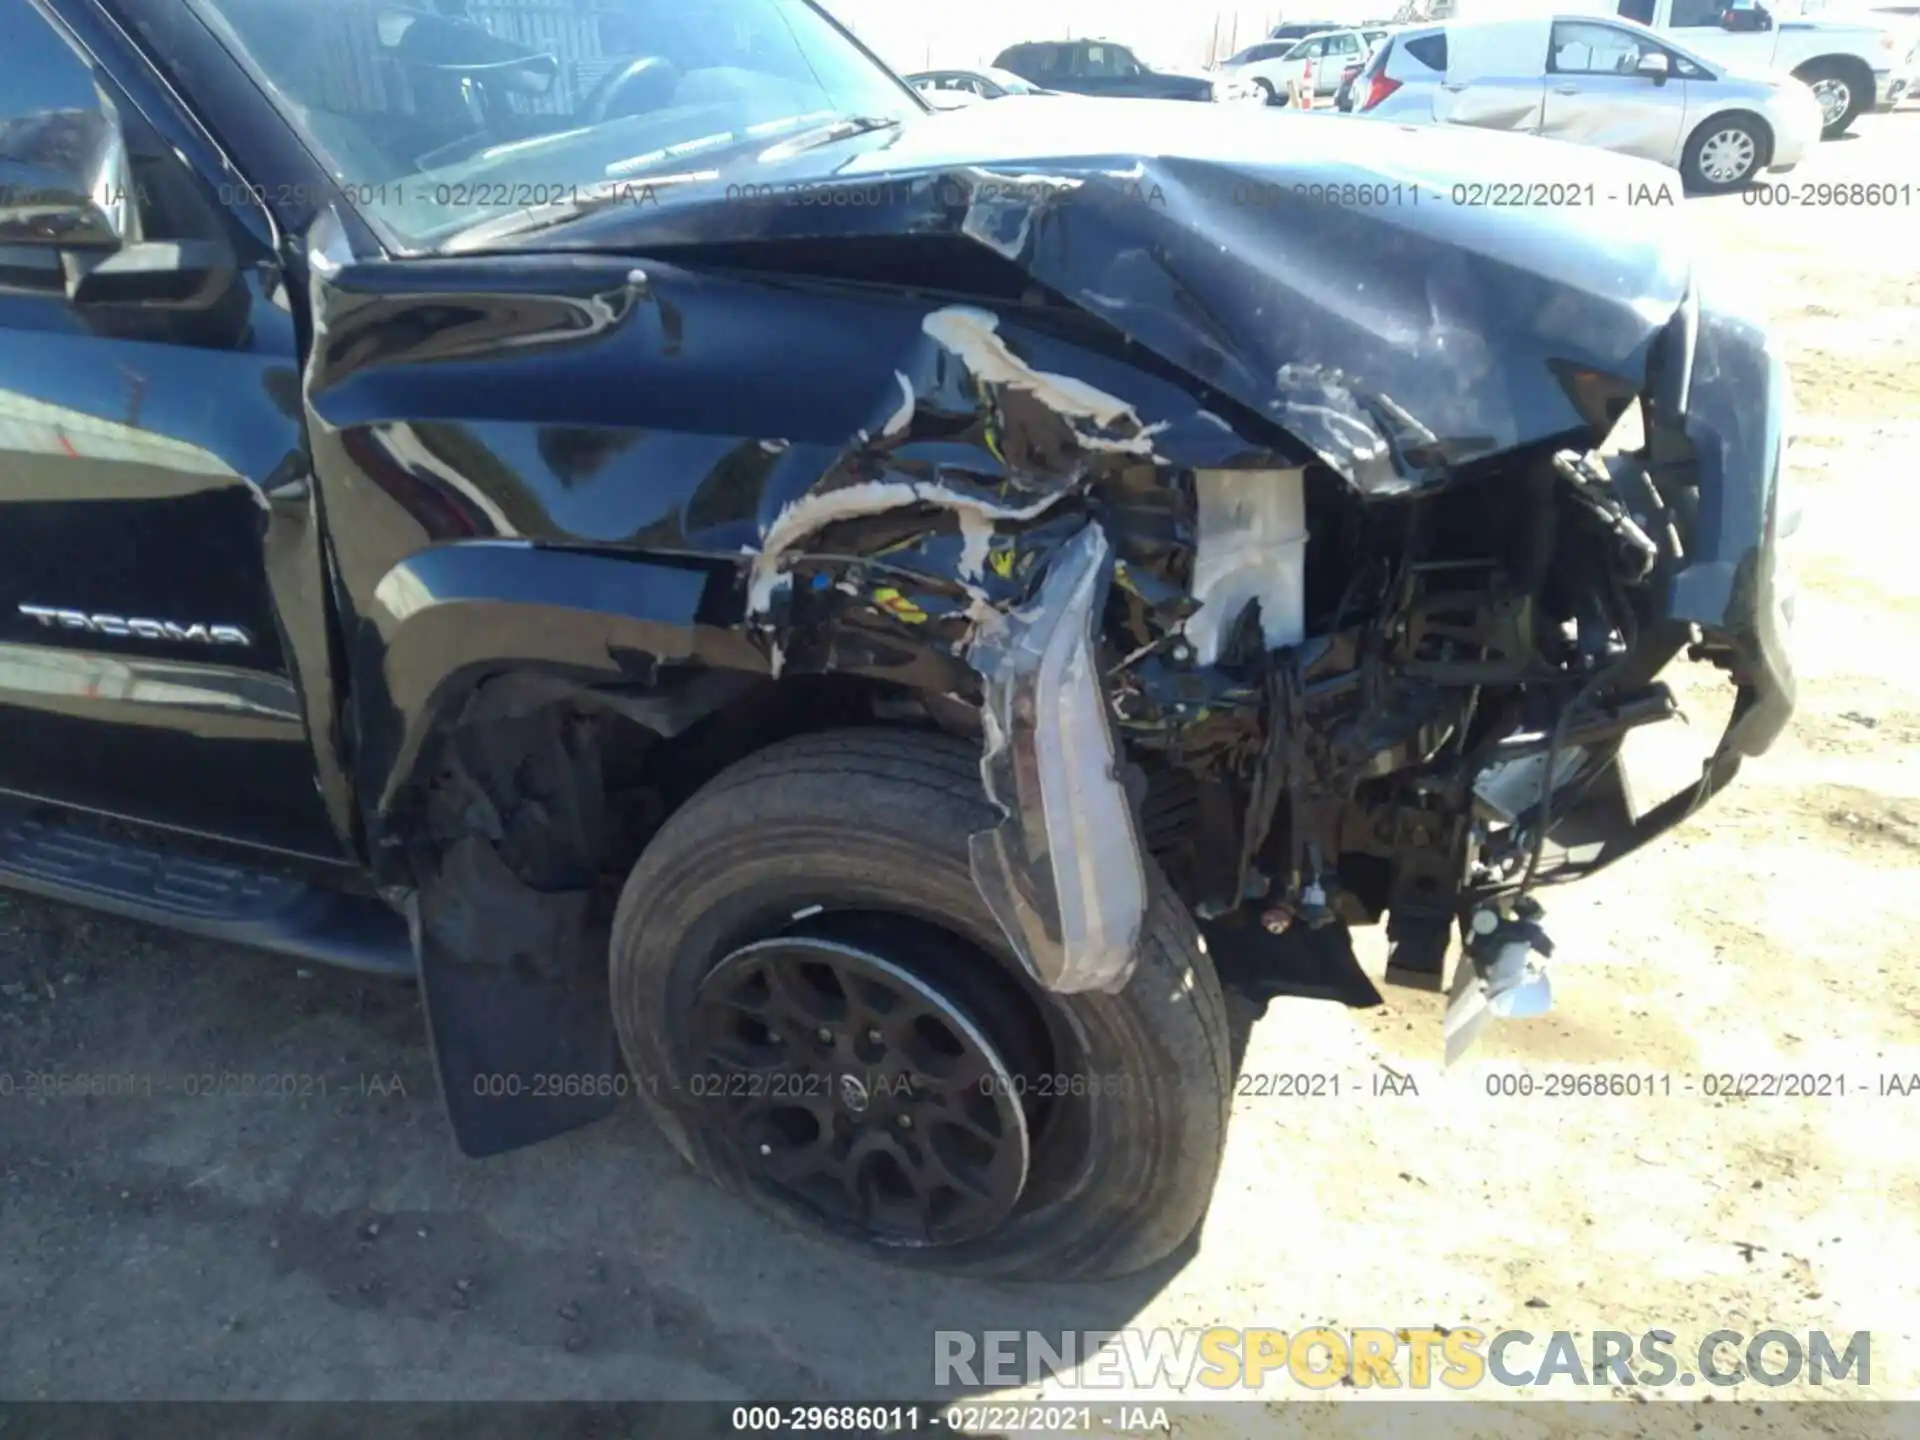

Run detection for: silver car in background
[[1350, 16, 1825, 191]]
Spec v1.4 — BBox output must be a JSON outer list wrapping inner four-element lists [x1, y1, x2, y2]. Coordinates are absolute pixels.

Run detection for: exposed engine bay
[[714, 287, 1793, 1060], [962, 430, 1698, 1053]]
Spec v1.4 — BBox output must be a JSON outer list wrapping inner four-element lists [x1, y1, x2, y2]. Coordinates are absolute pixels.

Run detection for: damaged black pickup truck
[[0, 0, 1794, 1280]]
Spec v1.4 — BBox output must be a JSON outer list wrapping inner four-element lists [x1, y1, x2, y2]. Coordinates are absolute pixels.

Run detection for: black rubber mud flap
[[413, 838, 621, 1157]]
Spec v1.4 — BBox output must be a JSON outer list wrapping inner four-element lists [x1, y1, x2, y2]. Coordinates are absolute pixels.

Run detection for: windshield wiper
[[441, 171, 713, 251], [438, 114, 905, 252]]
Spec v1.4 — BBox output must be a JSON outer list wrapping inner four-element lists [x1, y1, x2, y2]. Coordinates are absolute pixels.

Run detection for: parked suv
[[0, 0, 1793, 1281], [994, 38, 1251, 99], [1218, 27, 1370, 102]]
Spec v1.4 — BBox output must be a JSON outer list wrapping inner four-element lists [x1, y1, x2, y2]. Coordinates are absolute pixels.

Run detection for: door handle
[[1442, 81, 1468, 91], [1553, 82, 1580, 94]]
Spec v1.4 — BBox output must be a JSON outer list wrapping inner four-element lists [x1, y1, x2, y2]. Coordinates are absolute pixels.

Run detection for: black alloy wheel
[[688, 924, 1035, 1247]]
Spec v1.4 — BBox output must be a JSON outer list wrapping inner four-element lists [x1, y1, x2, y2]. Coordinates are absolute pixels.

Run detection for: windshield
[[183, 0, 923, 250]]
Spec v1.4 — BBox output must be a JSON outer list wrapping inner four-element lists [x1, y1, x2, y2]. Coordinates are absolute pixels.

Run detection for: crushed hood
[[468, 100, 1696, 494]]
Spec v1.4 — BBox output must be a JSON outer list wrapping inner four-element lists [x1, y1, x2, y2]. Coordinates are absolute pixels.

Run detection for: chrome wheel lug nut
[[866, 1028, 883, 1045], [895, 1113, 913, 1130], [816, 1026, 833, 1044]]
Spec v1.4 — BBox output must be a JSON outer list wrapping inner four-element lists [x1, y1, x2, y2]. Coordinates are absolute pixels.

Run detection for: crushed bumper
[[1491, 290, 1796, 883], [962, 299, 1794, 1040], [1438, 295, 1796, 1056], [1647, 297, 1798, 760]]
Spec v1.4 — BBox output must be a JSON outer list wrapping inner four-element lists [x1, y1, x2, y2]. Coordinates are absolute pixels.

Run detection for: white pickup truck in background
[[1599, 0, 1911, 131]]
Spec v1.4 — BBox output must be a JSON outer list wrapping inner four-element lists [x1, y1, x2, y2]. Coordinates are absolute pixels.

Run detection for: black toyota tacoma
[[0, 0, 1793, 1281]]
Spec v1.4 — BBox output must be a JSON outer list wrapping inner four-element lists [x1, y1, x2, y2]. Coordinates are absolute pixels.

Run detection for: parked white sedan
[[1352, 16, 1825, 190]]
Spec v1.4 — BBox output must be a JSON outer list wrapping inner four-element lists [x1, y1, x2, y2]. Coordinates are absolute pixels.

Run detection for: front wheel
[[610, 729, 1231, 1281], [1254, 77, 1277, 105], [1682, 115, 1767, 194]]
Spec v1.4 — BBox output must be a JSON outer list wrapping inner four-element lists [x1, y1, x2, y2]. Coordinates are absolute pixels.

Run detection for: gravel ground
[[3, 114, 1918, 1432]]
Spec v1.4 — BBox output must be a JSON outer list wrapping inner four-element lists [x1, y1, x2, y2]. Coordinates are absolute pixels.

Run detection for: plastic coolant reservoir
[[1184, 468, 1309, 666]]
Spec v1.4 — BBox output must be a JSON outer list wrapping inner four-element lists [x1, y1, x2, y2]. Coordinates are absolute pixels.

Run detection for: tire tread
[[610, 727, 1230, 1281]]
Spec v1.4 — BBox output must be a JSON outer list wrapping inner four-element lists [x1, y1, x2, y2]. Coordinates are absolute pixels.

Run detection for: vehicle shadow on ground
[[0, 896, 1266, 1402]]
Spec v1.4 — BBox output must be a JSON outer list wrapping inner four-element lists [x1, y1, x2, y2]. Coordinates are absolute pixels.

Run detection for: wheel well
[[618, 672, 978, 846], [395, 668, 980, 1157], [1794, 52, 1874, 106], [398, 669, 982, 888]]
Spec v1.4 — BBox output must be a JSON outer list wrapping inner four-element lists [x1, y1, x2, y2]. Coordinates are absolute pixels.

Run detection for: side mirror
[[0, 105, 236, 309], [1636, 50, 1672, 82], [0, 107, 133, 250], [63, 239, 236, 309]]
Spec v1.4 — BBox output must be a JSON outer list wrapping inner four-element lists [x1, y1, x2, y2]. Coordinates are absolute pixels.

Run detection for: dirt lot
[[3, 115, 1918, 1430]]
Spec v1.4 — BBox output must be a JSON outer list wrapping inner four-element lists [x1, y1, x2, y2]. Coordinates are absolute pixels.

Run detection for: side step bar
[[0, 803, 415, 977]]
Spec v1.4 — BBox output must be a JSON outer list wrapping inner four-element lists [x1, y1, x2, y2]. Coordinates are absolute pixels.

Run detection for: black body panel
[[0, 0, 350, 858]]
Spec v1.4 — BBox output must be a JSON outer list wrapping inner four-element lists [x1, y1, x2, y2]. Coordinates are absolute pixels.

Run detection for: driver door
[[0, 0, 347, 858], [1281, 37, 1325, 92], [1539, 19, 1687, 162]]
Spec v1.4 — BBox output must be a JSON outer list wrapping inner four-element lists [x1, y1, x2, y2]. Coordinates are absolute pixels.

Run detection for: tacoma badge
[[16, 604, 252, 647]]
